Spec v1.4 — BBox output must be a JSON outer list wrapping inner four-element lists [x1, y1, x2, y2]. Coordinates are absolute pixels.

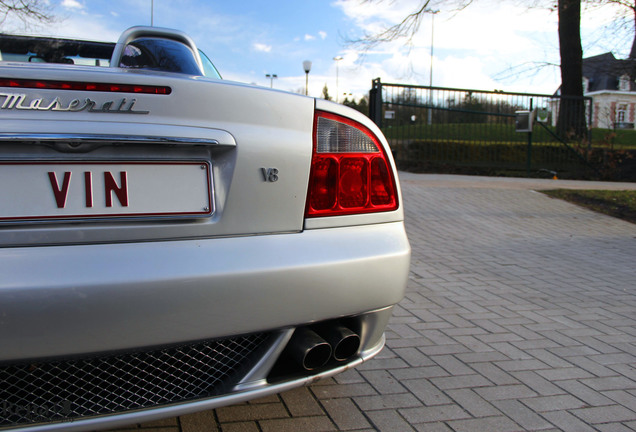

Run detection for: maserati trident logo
[[0, 92, 149, 114]]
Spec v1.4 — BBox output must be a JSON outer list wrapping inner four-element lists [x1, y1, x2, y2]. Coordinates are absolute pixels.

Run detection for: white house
[[582, 53, 636, 129]]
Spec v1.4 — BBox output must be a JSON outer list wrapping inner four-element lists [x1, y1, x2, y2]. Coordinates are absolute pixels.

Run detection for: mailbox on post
[[515, 110, 533, 133]]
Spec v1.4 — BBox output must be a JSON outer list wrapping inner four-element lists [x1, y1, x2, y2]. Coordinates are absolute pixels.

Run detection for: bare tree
[[589, 0, 636, 57], [0, 0, 54, 28], [350, 0, 591, 139], [557, 0, 586, 139], [352, 1, 432, 48], [350, 0, 472, 50]]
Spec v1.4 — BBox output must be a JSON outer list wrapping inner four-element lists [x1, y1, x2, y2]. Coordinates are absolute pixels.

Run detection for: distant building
[[581, 53, 636, 129]]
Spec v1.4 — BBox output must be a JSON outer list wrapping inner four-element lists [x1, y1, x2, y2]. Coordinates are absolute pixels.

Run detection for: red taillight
[[306, 111, 398, 217], [0, 78, 171, 95]]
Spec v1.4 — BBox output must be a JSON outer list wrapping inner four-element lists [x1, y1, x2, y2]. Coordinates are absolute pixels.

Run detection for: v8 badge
[[261, 167, 279, 182]]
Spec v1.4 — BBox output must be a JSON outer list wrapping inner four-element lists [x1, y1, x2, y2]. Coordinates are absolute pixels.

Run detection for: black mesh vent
[[0, 333, 271, 428]]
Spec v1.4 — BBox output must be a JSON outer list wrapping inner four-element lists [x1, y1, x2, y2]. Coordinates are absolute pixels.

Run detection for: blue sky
[[4, 0, 627, 99]]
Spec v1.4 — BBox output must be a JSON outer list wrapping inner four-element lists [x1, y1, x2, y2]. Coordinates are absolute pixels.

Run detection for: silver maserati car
[[0, 26, 410, 431]]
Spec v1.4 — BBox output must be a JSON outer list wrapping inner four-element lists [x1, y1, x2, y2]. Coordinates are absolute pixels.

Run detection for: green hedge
[[392, 140, 636, 180]]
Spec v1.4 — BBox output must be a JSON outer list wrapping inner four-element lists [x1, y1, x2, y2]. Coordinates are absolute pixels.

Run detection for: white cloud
[[61, 0, 84, 10], [304, 34, 315, 41], [318, 31, 327, 40], [253, 43, 272, 53]]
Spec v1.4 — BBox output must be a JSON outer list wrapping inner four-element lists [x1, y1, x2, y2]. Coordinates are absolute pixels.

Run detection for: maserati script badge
[[0, 92, 149, 114]]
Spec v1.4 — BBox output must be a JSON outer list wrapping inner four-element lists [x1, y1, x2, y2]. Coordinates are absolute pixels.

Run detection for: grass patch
[[541, 189, 636, 224]]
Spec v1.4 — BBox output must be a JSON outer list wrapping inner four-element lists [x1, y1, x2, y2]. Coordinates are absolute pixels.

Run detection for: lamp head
[[303, 60, 312, 73]]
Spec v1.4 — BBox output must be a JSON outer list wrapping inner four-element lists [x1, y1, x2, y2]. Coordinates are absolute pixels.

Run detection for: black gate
[[369, 79, 595, 179]]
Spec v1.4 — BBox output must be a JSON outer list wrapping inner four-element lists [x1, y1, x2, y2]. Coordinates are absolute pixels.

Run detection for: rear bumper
[[2, 329, 387, 432], [0, 221, 410, 362]]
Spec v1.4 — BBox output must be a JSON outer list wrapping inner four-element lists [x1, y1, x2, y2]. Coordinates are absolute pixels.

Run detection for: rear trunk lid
[[0, 64, 314, 246]]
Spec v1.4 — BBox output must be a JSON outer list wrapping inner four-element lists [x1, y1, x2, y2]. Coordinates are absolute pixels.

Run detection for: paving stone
[[389, 365, 448, 380], [492, 399, 554, 430], [495, 359, 552, 372], [321, 398, 372, 430], [361, 369, 407, 395], [419, 344, 473, 356], [555, 380, 616, 407], [541, 411, 598, 432], [353, 393, 422, 411], [356, 357, 410, 371], [138, 418, 179, 428], [454, 351, 511, 364], [596, 424, 636, 432], [520, 394, 588, 412], [571, 405, 636, 424], [179, 410, 219, 432], [311, 383, 377, 400], [399, 404, 470, 423], [453, 335, 494, 353], [259, 416, 337, 432], [365, 410, 416, 431], [476, 332, 525, 344], [536, 367, 595, 381], [218, 422, 259, 432], [609, 363, 636, 381], [402, 378, 452, 406], [280, 387, 324, 417], [215, 403, 288, 423], [581, 376, 636, 392], [332, 372, 366, 387], [445, 388, 501, 418], [475, 384, 538, 401], [413, 422, 454, 432], [430, 374, 493, 390], [573, 336, 624, 354], [470, 362, 519, 386], [548, 345, 603, 357], [525, 348, 575, 368], [510, 370, 565, 396], [602, 390, 636, 411], [430, 354, 475, 376], [134, 427, 178, 432], [392, 347, 436, 367], [446, 416, 522, 432], [567, 355, 619, 377]]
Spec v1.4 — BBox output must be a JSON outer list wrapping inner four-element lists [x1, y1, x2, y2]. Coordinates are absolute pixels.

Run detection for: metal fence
[[369, 79, 595, 179]]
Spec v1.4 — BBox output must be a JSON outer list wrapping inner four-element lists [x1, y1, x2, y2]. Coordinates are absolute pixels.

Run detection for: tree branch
[[0, 0, 54, 28]]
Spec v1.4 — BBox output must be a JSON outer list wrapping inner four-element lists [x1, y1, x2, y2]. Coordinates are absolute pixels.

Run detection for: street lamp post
[[333, 56, 343, 103], [266, 73, 277, 88], [303, 60, 312, 96], [425, 9, 439, 125]]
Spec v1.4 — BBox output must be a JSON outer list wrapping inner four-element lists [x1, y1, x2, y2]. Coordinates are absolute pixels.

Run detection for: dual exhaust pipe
[[288, 325, 361, 371]]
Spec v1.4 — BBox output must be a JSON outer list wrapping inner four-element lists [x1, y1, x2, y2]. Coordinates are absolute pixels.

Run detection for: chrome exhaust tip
[[317, 325, 361, 362], [288, 327, 332, 370]]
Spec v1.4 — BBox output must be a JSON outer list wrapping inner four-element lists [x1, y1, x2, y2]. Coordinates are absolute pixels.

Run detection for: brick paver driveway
[[120, 174, 636, 432]]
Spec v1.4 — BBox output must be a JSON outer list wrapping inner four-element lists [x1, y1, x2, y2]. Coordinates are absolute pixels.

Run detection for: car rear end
[[0, 27, 410, 432]]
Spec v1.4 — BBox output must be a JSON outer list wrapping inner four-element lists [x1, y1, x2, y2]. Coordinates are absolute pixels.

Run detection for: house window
[[618, 75, 630, 91], [617, 103, 628, 123]]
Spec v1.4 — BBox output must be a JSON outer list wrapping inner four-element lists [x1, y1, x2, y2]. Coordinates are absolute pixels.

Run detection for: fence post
[[587, 97, 593, 157], [369, 78, 383, 128], [527, 98, 533, 177]]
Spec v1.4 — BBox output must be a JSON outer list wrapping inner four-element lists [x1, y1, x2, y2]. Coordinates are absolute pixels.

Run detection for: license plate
[[0, 161, 213, 222]]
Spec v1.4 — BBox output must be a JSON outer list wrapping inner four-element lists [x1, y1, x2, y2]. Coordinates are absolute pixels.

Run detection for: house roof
[[583, 52, 636, 92]]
